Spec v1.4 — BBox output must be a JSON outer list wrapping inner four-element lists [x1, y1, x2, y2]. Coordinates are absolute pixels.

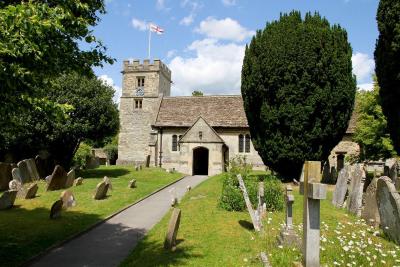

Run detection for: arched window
[[238, 134, 244, 153], [245, 134, 251, 153], [172, 135, 178, 151]]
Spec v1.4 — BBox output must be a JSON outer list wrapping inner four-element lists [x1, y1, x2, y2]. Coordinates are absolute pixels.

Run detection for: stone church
[[117, 59, 359, 176]]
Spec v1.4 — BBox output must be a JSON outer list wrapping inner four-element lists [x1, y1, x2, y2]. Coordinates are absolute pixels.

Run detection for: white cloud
[[99, 75, 122, 104], [180, 14, 195, 26], [168, 38, 245, 95], [358, 83, 374, 91], [195, 17, 255, 42], [167, 49, 177, 58], [352, 52, 375, 83], [131, 18, 148, 31], [156, 0, 171, 11], [222, 0, 236, 6]]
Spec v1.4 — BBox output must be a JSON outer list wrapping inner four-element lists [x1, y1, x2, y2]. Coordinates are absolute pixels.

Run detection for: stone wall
[[328, 134, 360, 169]]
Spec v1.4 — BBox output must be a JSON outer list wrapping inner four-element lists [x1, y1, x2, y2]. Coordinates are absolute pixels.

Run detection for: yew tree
[[241, 11, 356, 178], [375, 0, 400, 154]]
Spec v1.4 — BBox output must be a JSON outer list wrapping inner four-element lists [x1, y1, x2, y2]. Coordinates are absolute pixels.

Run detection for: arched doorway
[[192, 147, 209, 175]]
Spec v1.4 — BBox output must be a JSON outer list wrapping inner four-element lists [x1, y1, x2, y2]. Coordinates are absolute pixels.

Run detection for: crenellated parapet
[[123, 59, 171, 79]]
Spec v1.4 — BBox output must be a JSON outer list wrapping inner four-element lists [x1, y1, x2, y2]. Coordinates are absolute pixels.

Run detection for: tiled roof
[[154, 95, 357, 134], [154, 95, 249, 128]]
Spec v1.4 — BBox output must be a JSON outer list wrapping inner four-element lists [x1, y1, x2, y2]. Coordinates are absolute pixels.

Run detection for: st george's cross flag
[[150, 24, 164, 35]]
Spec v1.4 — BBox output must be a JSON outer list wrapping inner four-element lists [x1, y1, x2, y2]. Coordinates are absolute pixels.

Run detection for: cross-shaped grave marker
[[299, 161, 327, 267]]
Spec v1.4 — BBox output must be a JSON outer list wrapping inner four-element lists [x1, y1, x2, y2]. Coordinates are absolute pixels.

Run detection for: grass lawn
[[122, 173, 400, 267], [0, 166, 182, 267]]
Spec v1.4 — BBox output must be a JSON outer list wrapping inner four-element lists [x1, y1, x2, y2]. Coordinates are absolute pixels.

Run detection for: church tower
[[117, 59, 172, 165]]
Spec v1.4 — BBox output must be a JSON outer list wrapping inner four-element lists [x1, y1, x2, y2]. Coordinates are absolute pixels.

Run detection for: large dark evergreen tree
[[241, 11, 356, 178], [375, 0, 400, 154]]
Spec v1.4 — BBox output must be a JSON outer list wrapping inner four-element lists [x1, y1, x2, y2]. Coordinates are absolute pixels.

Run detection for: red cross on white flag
[[150, 24, 164, 35]]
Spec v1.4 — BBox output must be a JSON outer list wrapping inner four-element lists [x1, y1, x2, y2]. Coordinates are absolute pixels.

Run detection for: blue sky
[[93, 0, 379, 102]]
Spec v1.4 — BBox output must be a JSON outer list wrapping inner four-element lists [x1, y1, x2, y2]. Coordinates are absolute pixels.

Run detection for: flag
[[150, 23, 164, 35]]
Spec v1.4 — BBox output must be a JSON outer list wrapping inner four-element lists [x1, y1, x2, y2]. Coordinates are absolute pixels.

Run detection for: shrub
[[72, 143, 93, 169], [219, 174, 258, 211], [103, 144, 118, 164], [263, 175, 284, 211]]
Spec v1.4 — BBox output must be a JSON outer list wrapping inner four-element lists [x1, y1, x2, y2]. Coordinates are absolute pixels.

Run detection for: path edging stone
[[22, 175, 187, 267]]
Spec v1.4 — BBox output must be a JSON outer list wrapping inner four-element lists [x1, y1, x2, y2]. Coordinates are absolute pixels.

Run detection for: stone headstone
[[277, 185, 300, 247], [17, 160, 31, 183], [332, 165, 351, 208], [385, 158, 399, 190], [26, 158, 40, 181], [237, 174, 262, 231], [24, 183, 38, 199], [65, 169, 75, 188], [164, 208, 181, 250], [11, 168, 23, 184], [0, 162, 13, 191], [0, 190, 18, 210], [103, 176, 112, 190], [74, 177, 83, 186], [347, 164, 365, 216], [376, 176, 400, 245], [50, 199, 63, 219], [129, 179, 136, 188], [46, 165, 68, 191], [361, 177, 380, 227], [60, 190, 76, 209], [93, 181, 109, 200]]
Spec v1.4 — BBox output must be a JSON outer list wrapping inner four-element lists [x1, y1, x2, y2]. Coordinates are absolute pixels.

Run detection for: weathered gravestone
[[74, 177, 83, 186], [65, 169, 75, 188], [26, 158, 40, 181], [164, 208, 181, 250], [50, 199, 63, 219], [129, 179, 136, 188], [25, 183, 38, 199], [0, 162, 13, 191], [332, 165, 351, 208], [46, 165, 68, 191], [361, 177, 380, 227], [277, 185, 300, 247], [60, 190, 76, 209], [385, 158, 399, 190], [376, 176, 400, 245], [11, 168, 23, 184], [347, 164, 366, 216], [0, 190, 18, 210], [237, 174, 262, 232], [299, 161, 327, 267], [17, 160, 31, 183], [9, 179, 27, 198], [93, 181, 109, 200]]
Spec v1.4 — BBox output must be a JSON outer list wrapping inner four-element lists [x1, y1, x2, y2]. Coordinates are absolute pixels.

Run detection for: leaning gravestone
[[46, 165, 68, 191], [24, 183, 38, 199], [332, 165, 351, 208], [164, 208, 181, 250], [361, 177, 380, 227], [50, 199, 63, 219], [60, 190, 76, 209], [129, 179, 136, 188], [376, 176, 400, 245], [17, 160, 31, 183], [65, 169, 75, 188], [347, 164, 365, 216], [0, 190, 18, 210], [0, 162, 13, 191], [93, 181, 109, 200], [74, 177, 83, 186], [26, 158, 40, 181], [11, 168, 23, 184]]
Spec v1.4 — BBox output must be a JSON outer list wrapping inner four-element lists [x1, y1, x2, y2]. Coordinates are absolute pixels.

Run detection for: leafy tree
[[7, 73, 119, 168], [0, 1, 113, 150], [241, 11, 356, 178], [375, 0, 400, 154], [192, 90, 204, 96], [354, 77, 396, 160]]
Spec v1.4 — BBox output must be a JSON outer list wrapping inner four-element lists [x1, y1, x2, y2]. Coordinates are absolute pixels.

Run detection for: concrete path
[[30, 175, 209, 267]]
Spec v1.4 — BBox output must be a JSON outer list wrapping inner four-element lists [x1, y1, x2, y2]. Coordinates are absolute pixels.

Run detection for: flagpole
[[148, 25, 152, 59]]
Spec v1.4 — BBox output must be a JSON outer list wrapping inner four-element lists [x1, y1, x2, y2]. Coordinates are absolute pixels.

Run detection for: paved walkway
[[30, 175, 209, 267]]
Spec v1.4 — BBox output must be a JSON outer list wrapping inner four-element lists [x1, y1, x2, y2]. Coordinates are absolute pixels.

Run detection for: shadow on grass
[[120, 237, 202, 267], [238, 220, 254, 230], [0, 205, 102, 267], [77, 168, 130, 179]]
